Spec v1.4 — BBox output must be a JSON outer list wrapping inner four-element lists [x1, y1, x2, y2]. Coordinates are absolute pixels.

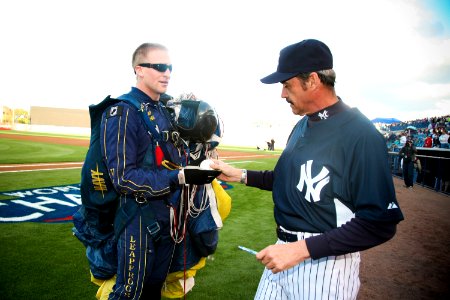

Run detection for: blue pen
[[238, 245, 258, 255]]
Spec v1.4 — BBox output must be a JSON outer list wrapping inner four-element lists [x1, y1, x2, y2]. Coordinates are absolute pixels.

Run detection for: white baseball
[[200, 159, 214, 170]]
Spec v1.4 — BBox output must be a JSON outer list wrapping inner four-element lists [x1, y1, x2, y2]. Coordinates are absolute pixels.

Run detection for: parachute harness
[[167, 182, 211, 300], [169, 183, 211, 243]]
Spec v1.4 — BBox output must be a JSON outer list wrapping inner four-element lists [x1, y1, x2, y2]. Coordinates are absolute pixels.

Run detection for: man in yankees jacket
[[212, 39, 404, 300]]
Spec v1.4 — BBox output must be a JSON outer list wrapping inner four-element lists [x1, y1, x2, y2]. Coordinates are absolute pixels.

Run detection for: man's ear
[[308, 72, 320, 89], [134, 65, 144, 78]]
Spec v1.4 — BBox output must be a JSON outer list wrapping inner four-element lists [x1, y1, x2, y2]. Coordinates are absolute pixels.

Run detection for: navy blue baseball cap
[[260, 39, 333, 84]]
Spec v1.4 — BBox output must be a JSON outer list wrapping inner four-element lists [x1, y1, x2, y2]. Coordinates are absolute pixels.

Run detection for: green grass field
[[0, 137, 87, 164], [0, 133, 279, 299]]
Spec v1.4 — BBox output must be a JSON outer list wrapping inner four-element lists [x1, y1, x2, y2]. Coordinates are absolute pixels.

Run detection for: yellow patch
[[91, 164, 107, 198]]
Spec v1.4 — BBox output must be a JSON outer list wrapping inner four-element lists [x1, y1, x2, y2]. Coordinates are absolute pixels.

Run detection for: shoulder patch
[[106, 105, 123, 118]]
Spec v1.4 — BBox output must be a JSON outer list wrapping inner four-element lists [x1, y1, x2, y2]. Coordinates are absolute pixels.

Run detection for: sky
[[1, 0, 449, 146]]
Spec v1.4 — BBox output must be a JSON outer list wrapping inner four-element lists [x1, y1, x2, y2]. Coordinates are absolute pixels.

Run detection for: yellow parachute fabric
[[212, 179, 231, 221], [90, 273, 116, 300], [161, 258, 206, 298]]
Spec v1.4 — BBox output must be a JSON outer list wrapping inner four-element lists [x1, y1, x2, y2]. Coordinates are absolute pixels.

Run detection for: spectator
[[432, 129, 441, 148], [423, 134, 433, 148], [399, 139, 417, 188], [399, 132, 407, 147], [439, 128, 449, 149]]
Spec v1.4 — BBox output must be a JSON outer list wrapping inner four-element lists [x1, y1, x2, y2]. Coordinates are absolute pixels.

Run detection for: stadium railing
[[388, 147, 450, 195]]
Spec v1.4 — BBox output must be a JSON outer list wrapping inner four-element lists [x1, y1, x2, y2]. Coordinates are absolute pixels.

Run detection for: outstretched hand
[[210, 159, 242, 183]]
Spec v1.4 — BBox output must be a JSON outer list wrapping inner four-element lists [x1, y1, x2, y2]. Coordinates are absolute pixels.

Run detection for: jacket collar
[[307, 97, 350, 124]]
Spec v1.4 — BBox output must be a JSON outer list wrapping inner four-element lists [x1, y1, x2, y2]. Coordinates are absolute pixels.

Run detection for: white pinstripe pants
[[255, 237, 360, 300]]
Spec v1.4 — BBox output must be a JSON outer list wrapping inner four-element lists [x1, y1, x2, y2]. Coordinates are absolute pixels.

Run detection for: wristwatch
[[240, 169, 247, 184]]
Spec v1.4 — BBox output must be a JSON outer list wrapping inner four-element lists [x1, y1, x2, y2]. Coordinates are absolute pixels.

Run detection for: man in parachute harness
[[72, 43, 230, 300]]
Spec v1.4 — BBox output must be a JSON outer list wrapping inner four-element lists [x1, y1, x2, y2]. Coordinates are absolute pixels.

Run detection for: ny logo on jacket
[[297, 160, 330, 202]]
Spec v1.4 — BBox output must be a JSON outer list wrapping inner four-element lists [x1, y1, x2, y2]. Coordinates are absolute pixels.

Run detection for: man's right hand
[[210, 160, 243, 183]]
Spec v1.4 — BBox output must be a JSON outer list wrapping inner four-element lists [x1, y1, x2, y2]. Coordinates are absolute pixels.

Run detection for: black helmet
[[167, 99, 218, 143]]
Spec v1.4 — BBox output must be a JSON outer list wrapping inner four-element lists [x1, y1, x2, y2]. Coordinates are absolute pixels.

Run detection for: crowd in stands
[[383, 114, 450, 150], [380, 114, 449, 194]]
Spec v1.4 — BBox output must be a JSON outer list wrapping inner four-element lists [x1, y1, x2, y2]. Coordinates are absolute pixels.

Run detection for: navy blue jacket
[[100, 87, 183, 201], [247, 101, 403, 259]]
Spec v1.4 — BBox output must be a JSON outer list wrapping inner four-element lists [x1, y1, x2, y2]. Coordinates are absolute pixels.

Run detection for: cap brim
[[260, 71, 298, 84]]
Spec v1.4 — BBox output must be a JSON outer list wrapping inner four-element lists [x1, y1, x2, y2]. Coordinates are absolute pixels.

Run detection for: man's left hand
[[256, 240, 311, 274]]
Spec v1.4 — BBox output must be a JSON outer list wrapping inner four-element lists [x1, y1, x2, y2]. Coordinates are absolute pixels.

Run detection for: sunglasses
[[137, 63, 173, 73]]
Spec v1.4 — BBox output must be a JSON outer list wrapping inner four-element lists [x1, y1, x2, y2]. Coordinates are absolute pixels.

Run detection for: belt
[[276, 226, 321, 242], [276, 227, 298, 242]]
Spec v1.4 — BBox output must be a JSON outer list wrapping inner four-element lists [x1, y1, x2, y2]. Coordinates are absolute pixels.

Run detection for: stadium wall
[[30, 106, 89, 127], [17, 106, 91, 135]]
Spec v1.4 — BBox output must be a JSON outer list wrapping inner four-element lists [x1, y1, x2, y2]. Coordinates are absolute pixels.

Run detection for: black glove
[[178, 166, 221, 185]]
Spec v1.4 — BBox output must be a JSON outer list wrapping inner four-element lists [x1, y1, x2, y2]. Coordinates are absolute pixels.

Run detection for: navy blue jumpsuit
[[100, 87, 185, 299]]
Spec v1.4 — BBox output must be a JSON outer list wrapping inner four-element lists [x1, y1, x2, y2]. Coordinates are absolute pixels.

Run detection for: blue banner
[[0, 182, 233, 223], [0, 184, 81, 223]]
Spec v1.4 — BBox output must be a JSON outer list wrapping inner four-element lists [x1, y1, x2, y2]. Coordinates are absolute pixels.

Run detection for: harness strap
[[114, 199, 138, 240], [114, 198, 161, 241], [141, 204, 161, 241]]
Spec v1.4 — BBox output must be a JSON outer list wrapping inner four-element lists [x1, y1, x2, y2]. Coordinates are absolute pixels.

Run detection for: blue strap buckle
[[147, 222, 161, 237]]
